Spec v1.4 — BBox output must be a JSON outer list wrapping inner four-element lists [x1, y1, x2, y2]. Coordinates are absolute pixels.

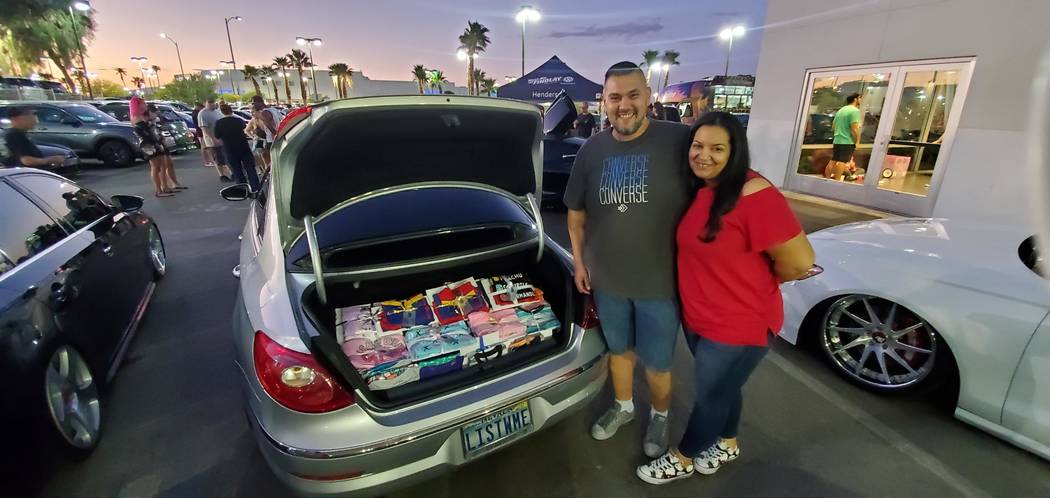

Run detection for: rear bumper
[[247, 353, 607, 497]]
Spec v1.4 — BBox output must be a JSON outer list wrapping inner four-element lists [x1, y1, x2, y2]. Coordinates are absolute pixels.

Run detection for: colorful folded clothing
[[482, 274, 545, 310], [439, 322, 479, 353], [467, 308, 526, 339], [367, 364, 420, 390], [515, 303, 559, 335], [336, 305, 381, 341], [427, 278, 489, 325], [378, 294, 435, 331], [418, 353, 464, 380], [342, 337, 378, 370], [375, 334, 410, 363], [404, 325, 444, 360]]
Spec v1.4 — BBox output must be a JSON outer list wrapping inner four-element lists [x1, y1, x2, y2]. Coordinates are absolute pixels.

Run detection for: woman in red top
[[638, 112, 815, 484]]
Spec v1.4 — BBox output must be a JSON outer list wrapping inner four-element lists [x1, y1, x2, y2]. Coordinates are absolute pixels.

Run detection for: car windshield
[[64, 104, 118, 123]]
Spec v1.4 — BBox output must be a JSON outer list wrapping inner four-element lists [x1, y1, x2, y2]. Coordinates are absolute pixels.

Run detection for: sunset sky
[[82, 0, 766, 87]]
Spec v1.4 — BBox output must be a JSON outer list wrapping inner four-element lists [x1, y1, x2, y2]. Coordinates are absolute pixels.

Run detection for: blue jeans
[[592, 291, 680, 372], [679, 333, 769, 456]]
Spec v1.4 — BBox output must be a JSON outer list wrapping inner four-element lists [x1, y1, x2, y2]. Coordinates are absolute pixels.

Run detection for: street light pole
[[160, 33, 185, 77], [224, 16, 243, 93], [220, 62, 236, 96], [515, 6, 540, 77], [296, 37, 323, 102], [70, 1, 93, 97], [719, 25, 746, 80]]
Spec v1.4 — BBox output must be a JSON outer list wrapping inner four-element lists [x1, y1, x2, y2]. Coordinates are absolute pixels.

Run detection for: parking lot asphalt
[[16, 155, 1050, 498]]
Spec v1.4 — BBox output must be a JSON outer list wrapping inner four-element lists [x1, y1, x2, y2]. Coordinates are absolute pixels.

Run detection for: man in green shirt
[[826, 93, 862, 180]]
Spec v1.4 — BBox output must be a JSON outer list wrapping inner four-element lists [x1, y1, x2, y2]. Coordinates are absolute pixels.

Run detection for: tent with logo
[[496, 55, 602, 103]]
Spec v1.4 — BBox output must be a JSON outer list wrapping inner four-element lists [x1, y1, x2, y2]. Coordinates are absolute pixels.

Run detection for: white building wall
[[209, 70, 467, 102], [749, 0, 1050, 224]]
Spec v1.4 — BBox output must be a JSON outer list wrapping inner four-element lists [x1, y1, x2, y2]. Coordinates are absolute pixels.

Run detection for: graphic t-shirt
[[833, 104, 861, 145], [563, 119, 692, 299]]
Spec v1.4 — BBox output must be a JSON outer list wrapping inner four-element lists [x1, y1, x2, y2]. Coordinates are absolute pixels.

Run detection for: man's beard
[[613, 111, 644, 136]]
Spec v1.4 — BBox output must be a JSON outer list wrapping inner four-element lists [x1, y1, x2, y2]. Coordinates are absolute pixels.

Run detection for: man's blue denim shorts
[[592, 290, 680, 372]]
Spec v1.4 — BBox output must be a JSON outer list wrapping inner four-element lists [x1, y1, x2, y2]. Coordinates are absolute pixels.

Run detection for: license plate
[[461, 401, 532, 458]]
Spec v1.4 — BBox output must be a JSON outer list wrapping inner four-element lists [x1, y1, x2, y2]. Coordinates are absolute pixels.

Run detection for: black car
[[541, 91, 586, 205], [0, 169, 165, 456]]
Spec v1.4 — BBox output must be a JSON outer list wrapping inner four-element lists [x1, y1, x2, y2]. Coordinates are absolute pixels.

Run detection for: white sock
[[651, 408, 668, 419], [616, 398, 634, 413]]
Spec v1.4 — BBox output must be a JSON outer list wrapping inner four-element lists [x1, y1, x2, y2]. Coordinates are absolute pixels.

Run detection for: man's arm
[[567, 209, 591, 294], [17, 155, 66, 168], [851, 121, 861, 146]]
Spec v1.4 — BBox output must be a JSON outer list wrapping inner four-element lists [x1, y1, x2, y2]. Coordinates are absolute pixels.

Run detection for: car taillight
[[275, 106, 311, 138], [575, 294, 601, 329], [253, 331, 353, 413]]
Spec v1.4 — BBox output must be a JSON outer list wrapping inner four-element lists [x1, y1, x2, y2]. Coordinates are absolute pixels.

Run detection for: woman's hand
[[767, 232, 815, 282]]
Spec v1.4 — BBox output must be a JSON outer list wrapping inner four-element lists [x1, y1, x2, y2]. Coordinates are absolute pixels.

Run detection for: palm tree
[[288, 49, 310, 103], [481, 77, 497, 97], [411, 65, 428, 94], [660, 50, 680, 91], [328, 63, 350, 99], [640, 50, 660, 85], [458, 21, 491, 95], [242, 65, 262, 96], [260, 67, 280, 102], [427, 70, 449, 93], [115, 67, 128, 89], [472, 68, 488, 96], [150, 65, 162, 87], [131, 76, 145, 89], [273, 56, 293, 104]]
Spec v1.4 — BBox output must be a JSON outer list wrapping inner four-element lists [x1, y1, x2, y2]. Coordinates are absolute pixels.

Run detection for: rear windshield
[[286, 186, 537, 270]]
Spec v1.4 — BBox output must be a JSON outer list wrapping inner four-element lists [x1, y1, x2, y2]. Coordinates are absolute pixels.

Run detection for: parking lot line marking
[[765, 350, 993, 498]]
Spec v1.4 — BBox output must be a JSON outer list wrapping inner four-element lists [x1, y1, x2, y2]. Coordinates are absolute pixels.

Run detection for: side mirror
[[110, 194, 144, 212], [220, 183, 254, 201]]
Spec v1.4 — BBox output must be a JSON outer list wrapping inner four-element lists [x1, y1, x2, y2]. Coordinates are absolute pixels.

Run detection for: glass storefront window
[[876, 70, 960, 197], [796, 72, 892, 183]]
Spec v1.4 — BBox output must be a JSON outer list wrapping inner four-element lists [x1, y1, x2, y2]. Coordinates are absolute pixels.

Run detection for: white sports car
[[779, 218, 1049, 460]]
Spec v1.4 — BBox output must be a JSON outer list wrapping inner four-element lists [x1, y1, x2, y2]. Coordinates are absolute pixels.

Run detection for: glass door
[[786, 68, 899, 205], [787, 59, 974, 216], [867, 62, 974, 214]]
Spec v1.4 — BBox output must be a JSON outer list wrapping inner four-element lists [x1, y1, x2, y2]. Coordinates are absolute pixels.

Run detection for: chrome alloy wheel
[[821, 295, 938, 390], [44, 346, 102, 449], [149, 225, 166, 277]]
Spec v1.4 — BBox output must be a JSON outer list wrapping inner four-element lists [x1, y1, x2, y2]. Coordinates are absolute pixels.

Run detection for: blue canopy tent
[[497, 56, 602, 103]]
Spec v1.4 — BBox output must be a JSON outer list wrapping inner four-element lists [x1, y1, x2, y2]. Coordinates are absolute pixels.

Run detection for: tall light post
[[515, 6, 540, 77], [69, 1, 93, 97], [219, 61, 236, 96], [224, 16, 243, 93], [159, 33, 185, 77], [296, 37, 323, 101], [718, 25, 746, 80], [130, 56, 148, 90]]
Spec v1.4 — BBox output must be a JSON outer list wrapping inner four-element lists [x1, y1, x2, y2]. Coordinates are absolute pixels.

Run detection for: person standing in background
[[191, 101, 214, 167], [198, 99, 234, 182], [826, 93, 863, 181], [0, 106, 68, 168], [213, 103, 261, 191], [574, 101, 597, 138]]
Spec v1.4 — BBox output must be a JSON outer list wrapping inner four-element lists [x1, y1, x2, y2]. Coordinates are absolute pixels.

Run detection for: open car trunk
[[300, 245, 574, 410]]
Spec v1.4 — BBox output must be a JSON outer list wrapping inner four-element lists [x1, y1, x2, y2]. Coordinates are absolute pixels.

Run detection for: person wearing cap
[[1, 106, 68, 168]]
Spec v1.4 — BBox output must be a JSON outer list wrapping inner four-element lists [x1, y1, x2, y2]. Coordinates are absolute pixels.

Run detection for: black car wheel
[[97, 140, 135, 168], [148, 224, 166, 280], [41, 343, 102, 458]]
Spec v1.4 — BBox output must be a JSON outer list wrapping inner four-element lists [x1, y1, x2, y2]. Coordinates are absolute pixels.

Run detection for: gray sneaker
[[591, 405, 635, 440], [644, 413, 670, 458]]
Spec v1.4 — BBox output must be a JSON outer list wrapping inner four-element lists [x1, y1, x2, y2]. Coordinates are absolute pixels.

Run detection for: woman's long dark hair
[[688, 112, 751, 242]]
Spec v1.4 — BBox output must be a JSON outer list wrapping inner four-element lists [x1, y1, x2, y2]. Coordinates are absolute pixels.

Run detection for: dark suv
[[0, 101, 143, 167]]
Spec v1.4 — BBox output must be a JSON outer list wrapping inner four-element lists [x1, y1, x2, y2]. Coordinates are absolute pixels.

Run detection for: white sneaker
[[636, 451, 694, 485], [693, 440, 740, 475]]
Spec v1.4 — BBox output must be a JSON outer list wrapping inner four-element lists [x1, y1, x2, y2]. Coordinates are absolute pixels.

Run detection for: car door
[[9, 173, 144, 363], [0, 180, 79, 373], [1001, 236, 1050, 450], [29, 106, 88, 153]]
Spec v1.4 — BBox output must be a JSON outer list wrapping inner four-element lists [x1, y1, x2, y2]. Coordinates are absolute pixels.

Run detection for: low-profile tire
[[97, 140, 135, 168], [817, 294, 951, 394], [39, 343, 103, 459], [147, 224, 166, 280]]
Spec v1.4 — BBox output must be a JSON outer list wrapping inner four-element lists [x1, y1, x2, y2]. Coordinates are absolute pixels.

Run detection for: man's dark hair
[[846, 93, 862, 104], [219, 103, 233, 115], [605, 61, 645, 83], [206, 98, 216, 104], [251, 95, 264, 104], [7, 106, 33, 118], [194, 101, 203, 108]]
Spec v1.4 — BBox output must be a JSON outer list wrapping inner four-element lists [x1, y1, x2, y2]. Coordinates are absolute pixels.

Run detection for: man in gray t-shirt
[[564, 61, 691, 458], [198, 99, 233, 182]]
